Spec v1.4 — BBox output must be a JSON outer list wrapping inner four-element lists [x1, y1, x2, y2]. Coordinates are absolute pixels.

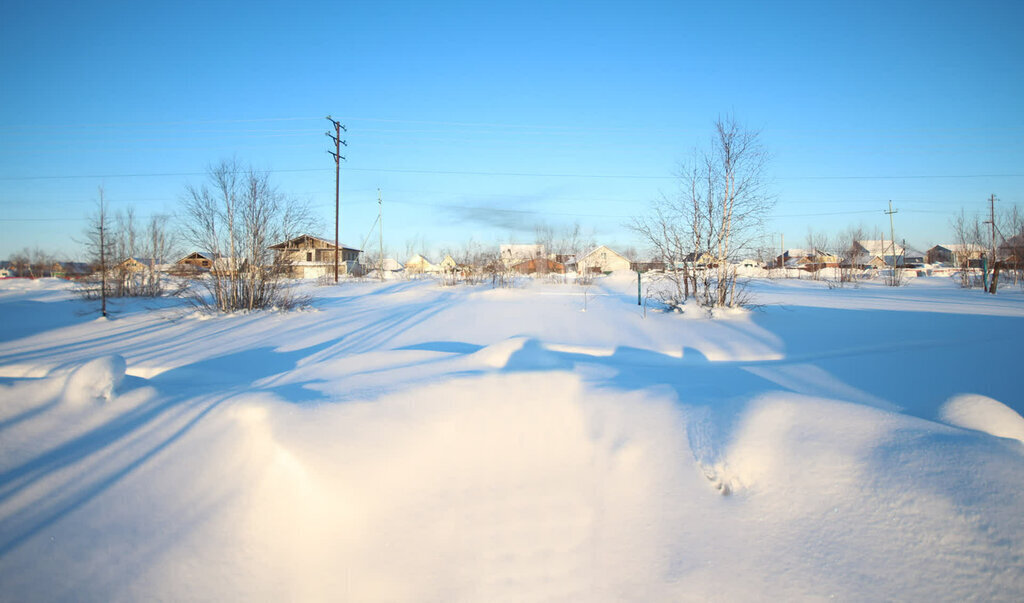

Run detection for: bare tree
[[142, 214, 175, 296], [950, 209, 984, 288], [9, 250, 31, 278], [631, 115, 772, 309], [81, 187, 115, 317], [181, 159, 313, 312], [805, 227, 832, 280]]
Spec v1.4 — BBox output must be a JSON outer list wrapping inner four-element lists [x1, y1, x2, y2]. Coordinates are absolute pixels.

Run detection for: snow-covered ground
[[1, 275, 1022, 600]]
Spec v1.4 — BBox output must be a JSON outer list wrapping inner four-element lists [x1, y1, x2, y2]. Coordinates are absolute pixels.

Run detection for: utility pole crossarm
[[326, 116, 347, 283]]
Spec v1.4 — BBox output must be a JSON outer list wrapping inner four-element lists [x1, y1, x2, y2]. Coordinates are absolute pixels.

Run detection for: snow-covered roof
[[856, 240, 904, 256], [934, 243, 985, 253], [178, 251, 218, 262], [380, 258, 404, 271], [406, 254, 435, 265], [580, 245, 628, 262]]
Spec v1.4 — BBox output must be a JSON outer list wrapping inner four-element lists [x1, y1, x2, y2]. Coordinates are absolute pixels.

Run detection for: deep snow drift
[[1, 275, 1022, 600]]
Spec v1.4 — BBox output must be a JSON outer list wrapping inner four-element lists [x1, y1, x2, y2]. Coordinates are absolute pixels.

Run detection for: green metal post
[[637, 270, 642, 305], [982, 255, 988, 291]]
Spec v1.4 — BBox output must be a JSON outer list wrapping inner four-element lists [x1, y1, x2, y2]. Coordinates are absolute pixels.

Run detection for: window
[[306, 252, 313, 262]]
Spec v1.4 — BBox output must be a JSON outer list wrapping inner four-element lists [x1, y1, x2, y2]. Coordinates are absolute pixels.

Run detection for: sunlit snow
[[1, 274, 1022, 600]]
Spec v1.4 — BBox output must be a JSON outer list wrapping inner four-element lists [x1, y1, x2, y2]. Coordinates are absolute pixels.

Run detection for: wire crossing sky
[[1, 0, 1022, 259]]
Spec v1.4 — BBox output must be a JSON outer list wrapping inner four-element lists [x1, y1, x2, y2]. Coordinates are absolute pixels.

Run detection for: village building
[[268, 234, 362, 279], [927, 244, 985, 267], [378, 258, 404, 272], [439, 255, 458, 273], [853, 240, 905, 268], [631, 260, 666, 272], [405, 254, 438, 274], [499, 244, 545, 266], [511, 257, 565, 275], [117, 257, 165, 273], [176, 252, 216, 272], [577, 245, 631, 274]]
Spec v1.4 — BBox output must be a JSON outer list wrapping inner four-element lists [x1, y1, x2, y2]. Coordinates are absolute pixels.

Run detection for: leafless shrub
[[181, 159, 313, 312]]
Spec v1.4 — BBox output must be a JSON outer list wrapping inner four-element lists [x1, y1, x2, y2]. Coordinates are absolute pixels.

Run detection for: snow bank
[[1, 276, 1023, 600], [61, 355, 127, 406], [941, 393, 1024, 443]]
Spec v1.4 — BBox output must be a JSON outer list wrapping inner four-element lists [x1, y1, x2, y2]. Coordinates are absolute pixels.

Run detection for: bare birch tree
[[631, 115, 772, 309]]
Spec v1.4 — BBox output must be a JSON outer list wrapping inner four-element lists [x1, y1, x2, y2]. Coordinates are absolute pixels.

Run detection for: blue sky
[[2, 0, 1022, 260]]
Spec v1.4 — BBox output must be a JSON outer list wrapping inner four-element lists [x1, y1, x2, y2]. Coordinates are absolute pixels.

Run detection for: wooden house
[[50, 261, 91, 279], [269, 234, 362, 278], [511, 258, 565, 275], [683, 252, 717, 267], [118, 257, 157, 273], [177, 252, 216, 270]]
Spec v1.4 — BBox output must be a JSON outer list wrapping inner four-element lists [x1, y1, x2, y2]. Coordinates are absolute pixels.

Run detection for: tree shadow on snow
[[0, 339, 340, 557]]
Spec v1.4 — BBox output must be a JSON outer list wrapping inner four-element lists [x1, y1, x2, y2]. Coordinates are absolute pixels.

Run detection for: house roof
[[178, 251, 218, 262], [856, 240, 904, 256], [406, 254, 435, 265], [380, 258, 404, 271], [268, 234, 361, 252], [933, 243, 985, 253], [580, 245, 628, 262], [123, 257, 166, 265]]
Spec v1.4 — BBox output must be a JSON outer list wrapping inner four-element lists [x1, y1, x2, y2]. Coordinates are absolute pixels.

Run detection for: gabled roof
[[268, 234, 361, 252], [579, 245, 629, 262], [122, 257, 166, 265], [856, 240, 904, 256], [932, 243, 985, 253], [380, 258, 404, 271], [406, 253, 435, 265], [178, 251, 218, 262]]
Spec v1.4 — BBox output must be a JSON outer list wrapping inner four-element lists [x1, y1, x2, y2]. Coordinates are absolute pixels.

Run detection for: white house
[[439, 255, 458, 273], [500, 244, 545, 266], [854, 240, 905, 267], [379, 258, 404, 272], [405, 254, 438, 274], [577, 245, 631, 274]]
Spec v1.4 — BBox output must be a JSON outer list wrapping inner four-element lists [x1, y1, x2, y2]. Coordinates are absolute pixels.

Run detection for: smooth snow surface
[[1, 276, 1023, 600], [941, 393, 1024, 444]]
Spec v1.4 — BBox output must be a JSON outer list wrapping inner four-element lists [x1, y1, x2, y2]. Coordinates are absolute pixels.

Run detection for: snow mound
[[469, 336, 530, 368], [62, 354, 127, 406], [469, 336, 566, 370], [940, 394, 1024, 443]]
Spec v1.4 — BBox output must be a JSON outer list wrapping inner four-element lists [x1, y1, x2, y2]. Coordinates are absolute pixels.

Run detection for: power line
[[3, 164, 1024, 183]]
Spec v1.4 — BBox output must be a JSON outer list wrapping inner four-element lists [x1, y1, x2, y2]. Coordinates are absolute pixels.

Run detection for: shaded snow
[[0, 276, 1023, 600]]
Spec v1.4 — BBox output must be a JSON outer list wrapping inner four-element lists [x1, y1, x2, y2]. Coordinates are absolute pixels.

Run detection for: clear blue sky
[[2, 0, 1022, 260]]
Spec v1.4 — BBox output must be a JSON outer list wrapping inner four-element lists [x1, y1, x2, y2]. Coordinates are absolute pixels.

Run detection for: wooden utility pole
[[885, 201, 898, 266], [378, 188, 384, 281], [984, 193, 998, 293], [326, 116, 347, 283], [98, 187, 108, 318]]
